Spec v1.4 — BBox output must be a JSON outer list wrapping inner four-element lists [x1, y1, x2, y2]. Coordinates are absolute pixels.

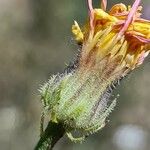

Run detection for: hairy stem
[[34, 121, 65, 150]]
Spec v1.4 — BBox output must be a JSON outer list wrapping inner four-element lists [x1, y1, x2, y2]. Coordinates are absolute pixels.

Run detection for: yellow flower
[[72, 0, 150, 74], [38, 1, 150, 145]]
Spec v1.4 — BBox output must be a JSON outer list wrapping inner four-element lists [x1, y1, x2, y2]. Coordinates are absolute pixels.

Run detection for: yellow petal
[[72, 21, 84, 43]]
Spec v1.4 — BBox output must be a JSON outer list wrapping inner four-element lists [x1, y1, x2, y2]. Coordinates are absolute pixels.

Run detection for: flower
[[72, 0, 150, 73], [40, 0, 150, 143]]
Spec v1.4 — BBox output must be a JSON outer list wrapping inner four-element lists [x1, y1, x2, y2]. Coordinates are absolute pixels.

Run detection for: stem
[[34, 121, 65, 150]]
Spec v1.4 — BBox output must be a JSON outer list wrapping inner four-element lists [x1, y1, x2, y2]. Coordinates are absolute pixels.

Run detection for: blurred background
[[0, 0, 150, 150]]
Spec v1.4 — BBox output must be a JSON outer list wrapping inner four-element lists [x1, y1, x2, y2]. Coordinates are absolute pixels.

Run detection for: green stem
[[34, 121, 65, 150]]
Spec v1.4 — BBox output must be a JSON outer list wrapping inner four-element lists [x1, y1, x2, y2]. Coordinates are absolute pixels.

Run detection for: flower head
[[40, 0, 150, 143]]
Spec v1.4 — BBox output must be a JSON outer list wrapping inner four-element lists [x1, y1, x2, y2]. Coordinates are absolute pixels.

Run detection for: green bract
[[40, 64, 117, 142]]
